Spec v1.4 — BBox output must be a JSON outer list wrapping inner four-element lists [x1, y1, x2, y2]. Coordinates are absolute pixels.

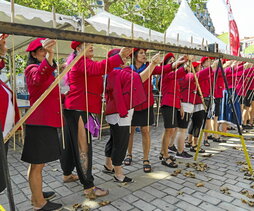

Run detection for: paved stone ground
[[1, 120, 254, 211]]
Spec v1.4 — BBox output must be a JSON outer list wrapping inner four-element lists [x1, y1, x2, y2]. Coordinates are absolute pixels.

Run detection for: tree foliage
[[12, 0, 207, 32]]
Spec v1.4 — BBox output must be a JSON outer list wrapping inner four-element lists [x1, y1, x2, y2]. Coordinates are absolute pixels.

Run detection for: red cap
[[239, 61, 246, 66], [163, 52, 175, 63], [130, 48, 147, 57], [200, 56, 209, 64], [26, 38, 46, 52], [192, 61, 201, 68], [209, 57, 215, 60], [222, 59, 229, 64], [71, 41, 82, 50], [108, 48, 121, 58]]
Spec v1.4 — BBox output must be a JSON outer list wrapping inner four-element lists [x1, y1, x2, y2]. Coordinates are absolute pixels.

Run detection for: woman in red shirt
[[21, 38, 62, 210], [124, 48, 186, 173], [104, 48, 161, 182], [63, 42, 131, 196], [0, 37, 20, 194]]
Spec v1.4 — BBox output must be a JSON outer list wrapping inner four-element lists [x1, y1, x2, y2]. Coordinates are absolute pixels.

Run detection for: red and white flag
[[225, 0, 240, 56]]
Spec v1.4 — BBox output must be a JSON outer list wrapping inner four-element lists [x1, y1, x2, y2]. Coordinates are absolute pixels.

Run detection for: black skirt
[[131, 106, 154, 126], [21, 125, 61, 164], [161, 106, 178, 128]]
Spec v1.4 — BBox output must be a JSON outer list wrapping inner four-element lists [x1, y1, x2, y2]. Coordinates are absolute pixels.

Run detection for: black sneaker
[[213, 138, 226, 143], [43, 192, 56, 200], [190, 146, 205, 153], [207, 135, 215, 140], [185, 142, 192, 148], [168, 145, 177, 153], [36, 201, 62, 211], [175, 151, 193, 159], [242, 124, 252, 130]]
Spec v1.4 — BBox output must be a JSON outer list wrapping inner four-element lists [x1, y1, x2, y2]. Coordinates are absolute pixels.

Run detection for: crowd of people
[[0, 36, 254, 211]]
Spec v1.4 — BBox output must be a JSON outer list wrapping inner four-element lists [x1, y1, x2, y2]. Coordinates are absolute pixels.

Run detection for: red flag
[[225, 0, 240, 56]]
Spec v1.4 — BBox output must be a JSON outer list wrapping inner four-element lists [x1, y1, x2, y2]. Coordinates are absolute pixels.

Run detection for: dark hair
[[133, 49, 140, 68], [26, 49, 40, 66], [163, 56, 173, 66]]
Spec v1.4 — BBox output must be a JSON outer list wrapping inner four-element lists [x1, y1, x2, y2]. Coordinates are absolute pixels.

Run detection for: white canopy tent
[[85, 10, 201, 48], [165, 0, 228, 52], [0, 0, 80, 55]]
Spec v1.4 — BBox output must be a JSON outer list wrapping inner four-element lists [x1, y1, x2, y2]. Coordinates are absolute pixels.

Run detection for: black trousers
[[188, 110, 205, 138], [105, 124, 130, 166], [63, 109, 94, 189]]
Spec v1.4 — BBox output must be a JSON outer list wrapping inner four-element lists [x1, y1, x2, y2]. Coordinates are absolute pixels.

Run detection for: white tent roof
[[0, 0, 80, 55], [86, 11, 165, 42], [166, 0, 228, 52], [86, 10, 202, 48]]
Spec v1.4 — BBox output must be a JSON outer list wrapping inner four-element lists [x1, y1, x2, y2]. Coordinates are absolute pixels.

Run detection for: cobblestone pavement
[[1, 121, 254, 211]]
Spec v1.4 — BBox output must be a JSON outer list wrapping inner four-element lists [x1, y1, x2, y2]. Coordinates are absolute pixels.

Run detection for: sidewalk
[[1, 122, 254, 211]]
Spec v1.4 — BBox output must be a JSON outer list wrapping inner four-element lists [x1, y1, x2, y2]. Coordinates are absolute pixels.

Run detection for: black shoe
[[213, 138, 226, 143], [159, 153, 176, 161], [43, 192, 56, 201], [175, 151, 193, 159], [168, 145, 177, 153], [185, 142, 192, 148], [207, 135, 215, 140], [114, 176, 134, 183], [161, 157, 178, 168], [102, 165, 115, 174], [36, 201, 62, 211], [242, 124, 252, 130], [190, 146, 205, 153]]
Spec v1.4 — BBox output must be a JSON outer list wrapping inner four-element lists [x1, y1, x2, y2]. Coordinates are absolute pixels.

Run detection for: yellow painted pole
[[240, 135, 253, 174], [194, 129, 204, 161]]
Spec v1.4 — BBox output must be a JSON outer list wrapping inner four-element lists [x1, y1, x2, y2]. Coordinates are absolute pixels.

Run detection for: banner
[[225, 0, 240, 56]]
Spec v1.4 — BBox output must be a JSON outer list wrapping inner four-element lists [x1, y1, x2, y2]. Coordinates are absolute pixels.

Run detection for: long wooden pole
[[1, 21, 254, 63], [3, 50, 85, 143]]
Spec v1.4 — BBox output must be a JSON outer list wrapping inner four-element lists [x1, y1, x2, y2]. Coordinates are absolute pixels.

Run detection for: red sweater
[[65, 54, 123, 111], [25, 59, 62, 127], [124, 64, 173, 111], [161, 67, 187, 108], [105, 69, 146, 117]]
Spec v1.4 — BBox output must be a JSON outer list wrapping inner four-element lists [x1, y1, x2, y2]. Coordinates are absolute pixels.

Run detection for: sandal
[[114, 176, 134, 183], [185, 142, 192, 148], [159, 153, 176, 161], [190, 145, 205, 153], [102, 165, 114, 174], [63, 174, 79, 183], [124, 154, 132, 166], [203, 140, 210, 147], [84, 186, 109, 197], [143, 160, 152, 173], [161, 157, 178, 168]]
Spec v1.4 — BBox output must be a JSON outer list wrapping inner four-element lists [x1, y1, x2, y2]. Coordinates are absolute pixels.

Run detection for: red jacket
[[178, 67, 213, 104], [25, 59, 62, 127], [0, 80, 20, 132], [198, 67, 213, 98], [161, 67, 187, 108], [87, 75, 103, 114], [225, 66, 237, 89], [64, 54, 123, 111], [105, 69, 146, 117], [0, 60, 4, 69], [247, 68, 254, 90], [235, 67, 254, 96], [125, 64, 173, 111], [214, 68, 225, 99]]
